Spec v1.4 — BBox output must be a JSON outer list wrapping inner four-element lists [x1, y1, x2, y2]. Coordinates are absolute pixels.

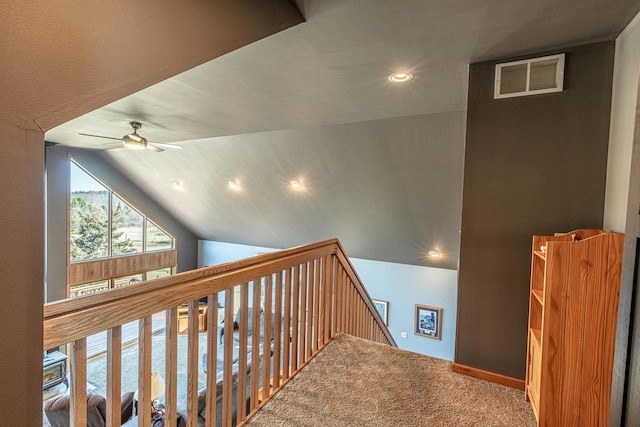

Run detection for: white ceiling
[[46, 0, 640, 269]]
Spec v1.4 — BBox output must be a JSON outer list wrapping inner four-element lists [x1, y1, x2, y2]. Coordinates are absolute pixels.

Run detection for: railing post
[[291, 266, 300, 371], [165, 307, 178, 427], [273, 275, 283, 390], [204, 294, 218, 425], [186, 302, 200, 427], [250, 279, 262, 411], [298, 263, 308, 365], [237, 284, 249, 423], [138, 315, 152, 427], [283, 269, 292, 380], [262, 275, 273, 400], [70, 338, 87, 427], [222, 290, 235, 426], [307, 260, 316, 358], [313, 259, 321, 352], [106, 326, 122, 427]]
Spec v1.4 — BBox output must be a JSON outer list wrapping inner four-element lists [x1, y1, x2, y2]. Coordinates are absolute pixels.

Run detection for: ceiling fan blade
[[102, 142, 123, 147], [79, 133, 122, 142], [146, 144, 164, 153], [148, 142, 183, 150]]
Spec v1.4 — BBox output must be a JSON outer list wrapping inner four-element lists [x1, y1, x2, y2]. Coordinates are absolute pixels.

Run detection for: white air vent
[[494, 54, 565, 99]]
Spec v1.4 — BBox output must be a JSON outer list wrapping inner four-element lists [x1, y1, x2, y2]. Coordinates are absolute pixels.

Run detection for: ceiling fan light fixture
[[122, 133, 147, 150]]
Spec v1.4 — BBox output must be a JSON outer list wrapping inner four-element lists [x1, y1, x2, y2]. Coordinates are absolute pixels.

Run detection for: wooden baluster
[[282, 269, 292, 380], [362, 304, 367, 339], [222, 290, 235, 427], [138, 316, 152, 427], [306, 260, 315, 359], [360, 297, 365, 338], [237, 283, 249, 423], [342, 283, 347, 335], [70, 338, 87, 427], [262, 275, 273, 399], [205, 294, 218, 426], [291, 266, 300, 372], [334, 266, 342, 335], [371, 317, 375, 340], [329, 255, 338, 339], [353, 293, 358, 337], [341, 270, 348, 334], [106, 326, 121, 427], [318, 257, 325, 349], [352, 285, 357, 336], [165, 307, 178, 427], [346, 284, 352, 335], [250, 279, 261, 411], [298, 262, 308, 364], [366, 310, 370, 339], [273, 274, 283, 390], [324, 255, 332, 343], [186, 303, 199, 427], [358, 295, 362, 336], [313, 259, 321, 353]]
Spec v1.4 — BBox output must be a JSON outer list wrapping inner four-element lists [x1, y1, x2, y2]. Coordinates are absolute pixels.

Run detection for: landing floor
[[244, 333, 536, 427]]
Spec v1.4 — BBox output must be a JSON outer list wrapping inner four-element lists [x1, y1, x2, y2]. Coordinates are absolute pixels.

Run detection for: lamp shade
[[135, 370, 166, 401], [150, 370, 165, 401]]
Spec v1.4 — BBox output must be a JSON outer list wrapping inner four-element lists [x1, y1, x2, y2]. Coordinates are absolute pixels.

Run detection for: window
[[112, 195, 144, 255], [70, 163, 109, 261], [70, 160, 175, 262], [70, 268, 174, 298], [69, 280, 110, 298], [69, 160, 177, 298], [146, 221, 174, 252]]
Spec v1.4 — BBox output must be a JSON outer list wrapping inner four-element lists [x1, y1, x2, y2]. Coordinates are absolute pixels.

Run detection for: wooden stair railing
[[44, 238, 396, 427]]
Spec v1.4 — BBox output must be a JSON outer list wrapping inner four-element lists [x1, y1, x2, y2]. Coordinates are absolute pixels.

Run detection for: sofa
[[44, 391, 135, 427]]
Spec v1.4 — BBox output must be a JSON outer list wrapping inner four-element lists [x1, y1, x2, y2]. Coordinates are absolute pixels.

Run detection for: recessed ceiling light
[[388, 72, 413, 83], [428, 250, 441, 257], [228, 180, 240, 190], [290, 180, 303, 189]]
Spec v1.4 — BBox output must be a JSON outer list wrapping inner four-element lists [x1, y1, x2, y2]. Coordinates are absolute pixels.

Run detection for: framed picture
[[372, 299, 389, 325], [414, 304, 442, 340]]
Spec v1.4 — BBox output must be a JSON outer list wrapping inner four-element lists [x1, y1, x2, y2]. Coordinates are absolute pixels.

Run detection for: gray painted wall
[[456, 41, 615, 379], [199, 240, 458, 360], [605, 13, 640, 233], [0, 125, 44, 426], [45, 145, 199, 302], [605, 14, 640, 424]]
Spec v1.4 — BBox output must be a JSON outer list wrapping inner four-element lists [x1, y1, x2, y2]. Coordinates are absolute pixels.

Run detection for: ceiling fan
[[79, 121, 183, 152]]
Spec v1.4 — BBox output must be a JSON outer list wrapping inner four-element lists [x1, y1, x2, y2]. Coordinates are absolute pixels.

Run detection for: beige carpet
[[244, 333, 536, 427]]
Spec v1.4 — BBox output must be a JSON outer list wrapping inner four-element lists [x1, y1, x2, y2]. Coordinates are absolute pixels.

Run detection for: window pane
[[112, 195, 143, 255], [146, 220, 174, 252], [70, 162, 109, 261], [113, 274, 144, 288], [70, 280, 110, 298], [146, 268, 172, 281]]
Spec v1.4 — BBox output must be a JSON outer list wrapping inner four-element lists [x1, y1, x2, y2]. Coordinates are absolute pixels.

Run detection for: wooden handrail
[[43, 238, 395, 427], [44, 238, 395, 349]]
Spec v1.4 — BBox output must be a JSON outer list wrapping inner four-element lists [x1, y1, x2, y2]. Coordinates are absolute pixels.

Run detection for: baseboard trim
[[452, 362, 525, 390]]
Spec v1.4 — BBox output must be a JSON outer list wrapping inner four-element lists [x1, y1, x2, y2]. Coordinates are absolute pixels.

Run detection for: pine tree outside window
[[70, 160, 174, 262], [69, 160, 176, 297]]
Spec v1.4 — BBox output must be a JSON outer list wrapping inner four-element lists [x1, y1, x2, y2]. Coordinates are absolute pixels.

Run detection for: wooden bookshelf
[[525, 230, 623, 426]]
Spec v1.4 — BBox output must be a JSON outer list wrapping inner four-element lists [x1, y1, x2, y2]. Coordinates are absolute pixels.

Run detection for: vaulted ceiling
[[46, 0, 640, 269]]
